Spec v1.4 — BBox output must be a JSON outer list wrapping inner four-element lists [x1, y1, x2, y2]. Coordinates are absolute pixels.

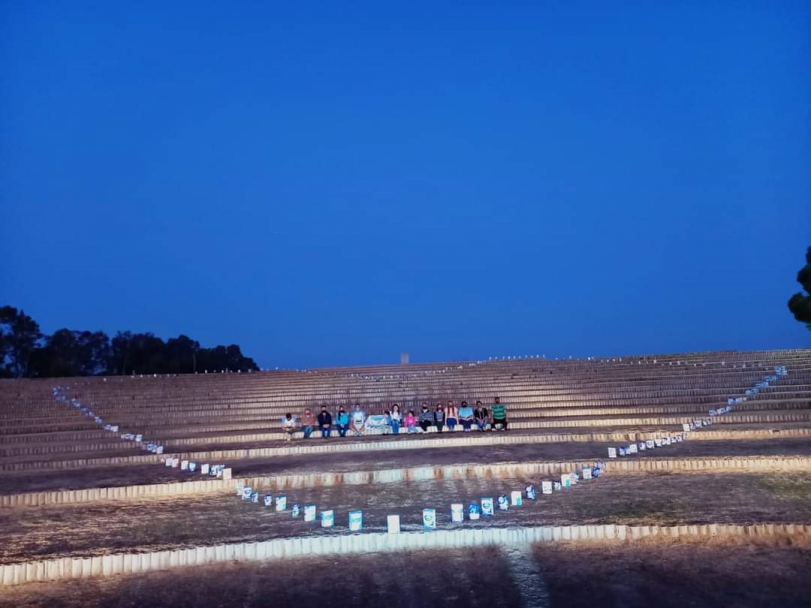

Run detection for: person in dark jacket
[[474, 401, 489, 431], [418, 403, 434, 433], [434, 404, 446, 433], [317, 405, 332, 438]]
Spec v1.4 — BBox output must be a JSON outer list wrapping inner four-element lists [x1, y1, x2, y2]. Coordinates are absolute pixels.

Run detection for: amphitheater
[[2, 348, 811, 607]]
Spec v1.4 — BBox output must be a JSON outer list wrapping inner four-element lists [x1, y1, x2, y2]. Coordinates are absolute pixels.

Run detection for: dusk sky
[[1, 1, 809, 368]]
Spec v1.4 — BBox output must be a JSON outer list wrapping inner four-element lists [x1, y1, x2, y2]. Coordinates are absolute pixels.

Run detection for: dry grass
[[4, 435, 811, 496], [533, 538, 811, 608], [2, 472, 810, 565]]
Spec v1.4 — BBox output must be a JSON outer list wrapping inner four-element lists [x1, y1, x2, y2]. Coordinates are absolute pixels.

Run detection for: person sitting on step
[[390, 404, 402, 435], [474, 401, 489, 431], [490, 397, 508, 431], [335, 406, 350, 437], [281, 412, 297, 441], [434, 404, 446, 433], [317, 405, 332, 438], [459, 401, 475, 431], [446, 400, 458, 431], [418, 403, 434, 433], [350, 403, 366, 437], [300, 408, 316, 439], [405, 410, 418, 433]]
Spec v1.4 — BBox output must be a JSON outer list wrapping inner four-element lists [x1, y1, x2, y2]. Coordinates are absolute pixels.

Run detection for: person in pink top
[[404, 410, 418, 433]]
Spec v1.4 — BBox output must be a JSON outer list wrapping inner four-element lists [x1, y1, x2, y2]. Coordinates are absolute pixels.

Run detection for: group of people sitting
[[280, 398, 508, 440]]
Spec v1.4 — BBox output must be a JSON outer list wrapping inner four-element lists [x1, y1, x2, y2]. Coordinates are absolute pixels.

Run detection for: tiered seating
[[1, 349, 810, 484], [2, 348, 811, 593]]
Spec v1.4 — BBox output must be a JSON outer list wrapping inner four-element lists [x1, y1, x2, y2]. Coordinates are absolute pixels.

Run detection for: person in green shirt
[[490, 397, 508, 431]]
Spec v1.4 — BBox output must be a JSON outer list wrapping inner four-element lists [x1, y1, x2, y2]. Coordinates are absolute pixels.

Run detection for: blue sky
[[1, 1, 809, 368]]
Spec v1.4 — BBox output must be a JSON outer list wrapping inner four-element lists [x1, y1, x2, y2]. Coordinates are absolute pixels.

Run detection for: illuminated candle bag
[[560, 474, 571, 489], [481, 498, 495, 516], [304, 505, 317, 522], [241, 487, 252, 500], [250, 492, 259, 504], [387, 515, 401, 534], [646, 440, 654, 449], [291, 504, 301, 517], [510, 491, 523, 506], [582, 467, 592, 481], [451, 504, 464, 523], [422, 508, 437, 529], [189, 462, 197, 472], [349, 510, 363, 531], [275, 495, 287, 511], [541, 481, 553, 495], [468, 503, 481, 520], [181, 460, 190, 471], [498, 495, 509, 511], [525, 485, 536, 500], [554, 482, 562, 491], [201, 464, 210, 475], [263, 495, 273, 507], [321, 510, 334, 528], [608, 447, 617, 458], [235, 481, 245, 496]]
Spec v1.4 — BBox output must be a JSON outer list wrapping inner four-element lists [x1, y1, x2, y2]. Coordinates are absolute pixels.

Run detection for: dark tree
[[31, 329, 111, 377], [122, 333, 167, 375], [0, 306, 43, 378], [788, 246, 811, 332], [0, 327, 8, 379], [197, 343, 258, 373], [166, 335, 201, 374], [0, 304, 260, 377]]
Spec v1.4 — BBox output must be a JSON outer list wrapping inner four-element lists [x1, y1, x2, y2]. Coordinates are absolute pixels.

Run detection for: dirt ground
[[229, 436, 811, 478], [2, 540, 811, 608], [2, 472, 810, 565], [4, 435, 811, 496], [0, 464, 182, 495], [533, 538, 811, 608]]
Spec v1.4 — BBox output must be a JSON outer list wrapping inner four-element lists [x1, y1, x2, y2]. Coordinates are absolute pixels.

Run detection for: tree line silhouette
[[788, 246, 811, 332], [0, 305, 259, 378]]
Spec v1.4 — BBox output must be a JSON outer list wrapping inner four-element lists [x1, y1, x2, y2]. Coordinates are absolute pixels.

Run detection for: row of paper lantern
[[162, 457, 226, 477], [233, 462, 605, 533], [52, 387, 165, 456], [607, 366, 788, 459]]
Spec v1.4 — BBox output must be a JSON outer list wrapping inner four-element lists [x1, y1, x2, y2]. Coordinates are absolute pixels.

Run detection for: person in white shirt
[[281, 413, 297, 441], [389, 403, 402, 435], [350, 403, 366, 437]]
